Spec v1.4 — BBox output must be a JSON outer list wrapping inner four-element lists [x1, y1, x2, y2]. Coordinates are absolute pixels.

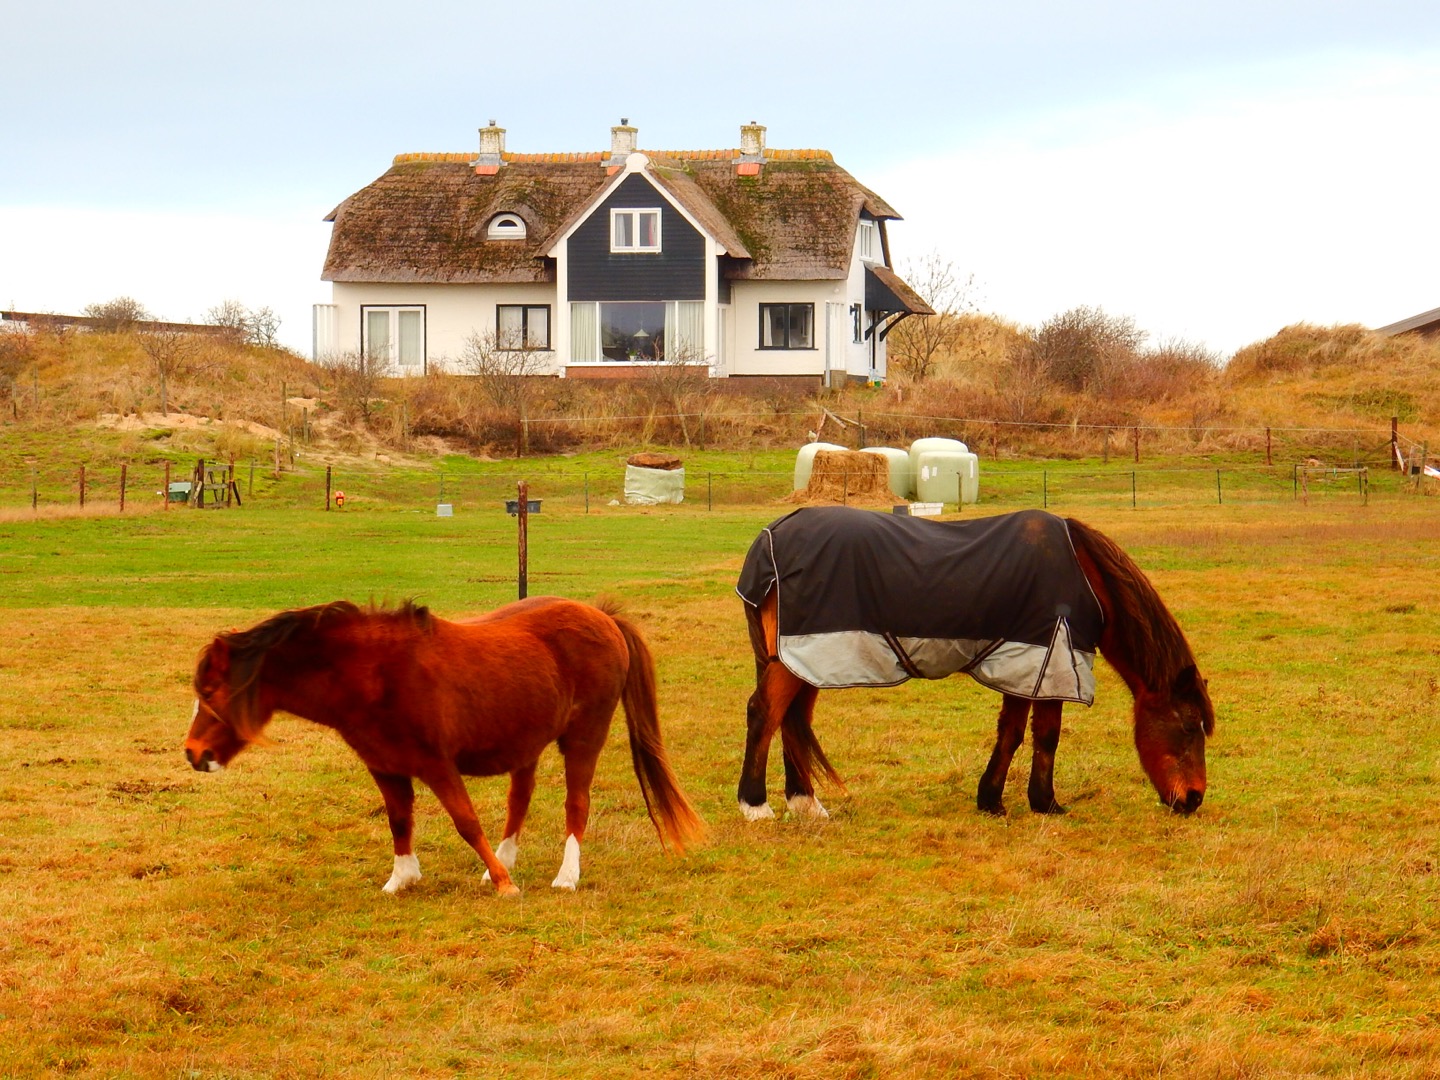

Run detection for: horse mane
[[195, 600, 433, 739], [1064, 518, 1197, 694]]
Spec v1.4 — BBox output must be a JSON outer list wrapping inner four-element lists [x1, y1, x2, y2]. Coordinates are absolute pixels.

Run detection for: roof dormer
[[486, 213, 528, 240]]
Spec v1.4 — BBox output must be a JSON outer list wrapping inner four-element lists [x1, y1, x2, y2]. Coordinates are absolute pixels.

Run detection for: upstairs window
[[496, 304, 551, 350], [857, 219, 876, 261], [611, 208, 661, 253], [487, 213, 527, 240], [759, 303, 814, 350]]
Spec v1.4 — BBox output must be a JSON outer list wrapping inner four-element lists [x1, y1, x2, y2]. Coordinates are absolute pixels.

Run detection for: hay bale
[[790, 449, 897, 506], [627, 452, 683, 470]]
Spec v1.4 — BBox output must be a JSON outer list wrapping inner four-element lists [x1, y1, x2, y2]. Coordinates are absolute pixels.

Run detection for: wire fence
[[7, 457, 1427, 516]]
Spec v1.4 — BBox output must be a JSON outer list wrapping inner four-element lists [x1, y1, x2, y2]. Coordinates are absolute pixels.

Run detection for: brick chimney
[[607, 117, 638, 166], [474, 120, 505, 174]]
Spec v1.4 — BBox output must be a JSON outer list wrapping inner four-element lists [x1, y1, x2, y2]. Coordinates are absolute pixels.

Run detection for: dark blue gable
[[568, 174, 704, 301]]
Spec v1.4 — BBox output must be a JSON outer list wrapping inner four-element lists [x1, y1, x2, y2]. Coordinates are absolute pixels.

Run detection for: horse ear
[[1171, 664, 1200, 696]]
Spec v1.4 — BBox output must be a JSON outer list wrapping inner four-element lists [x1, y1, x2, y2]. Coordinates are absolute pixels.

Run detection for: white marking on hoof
[[551, 834, 581, 891], [739, 799, 776, 821], [482, 835, 519, 883], [786, 794, 829, 819], [382, 853, 421, 894]]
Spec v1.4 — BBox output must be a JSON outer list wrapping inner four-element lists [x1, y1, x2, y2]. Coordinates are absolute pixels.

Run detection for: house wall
[[567, 174, 705, 301], [322, 281, 561, 373], [727, 280, 843, 378]]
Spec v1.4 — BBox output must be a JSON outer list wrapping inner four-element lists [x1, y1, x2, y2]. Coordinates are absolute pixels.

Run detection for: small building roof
[[1376, 305, 1440, 337], [322, 147, 903, 285]]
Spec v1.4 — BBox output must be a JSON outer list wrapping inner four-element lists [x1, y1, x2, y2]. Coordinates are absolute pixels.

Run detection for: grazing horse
[[184, 596, 704, 894], [735, 507, 1213, 820]]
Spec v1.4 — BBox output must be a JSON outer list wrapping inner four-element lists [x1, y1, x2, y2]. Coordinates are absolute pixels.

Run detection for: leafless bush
[[887, 253, 979, 382], [1100, 338, 1222, 403], [1014, 306, 1145, 392], [205, 300, 282, 348], [82, 297, 151, 332], [461, 330, 556, 456], [319, 350, 392, 426], [138, 329, 197, 415]]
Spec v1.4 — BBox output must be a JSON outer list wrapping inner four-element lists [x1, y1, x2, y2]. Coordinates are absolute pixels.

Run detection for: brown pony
[[184, 596, 704, 894], [737, 512, 1214, 820]]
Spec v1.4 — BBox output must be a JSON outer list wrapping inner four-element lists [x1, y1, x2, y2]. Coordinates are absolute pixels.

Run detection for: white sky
[[3, 1, 1437, 359]]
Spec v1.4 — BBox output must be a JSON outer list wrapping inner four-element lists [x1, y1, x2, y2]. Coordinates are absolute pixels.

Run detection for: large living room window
[[568, 300, 704, 362], [611, 209, 661, 253], [362, 306, 424, 371], [496, 304, 551, 350], [759, 303, 814, 350]]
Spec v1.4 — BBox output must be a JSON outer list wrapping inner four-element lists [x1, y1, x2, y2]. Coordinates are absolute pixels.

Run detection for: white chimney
[[474, 120, 505, 172], [739, 121, 766, 162], [608, 117, 638, 165]]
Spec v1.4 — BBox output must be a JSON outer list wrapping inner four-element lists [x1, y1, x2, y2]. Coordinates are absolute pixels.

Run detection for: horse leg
[[482, 762, 536, 885], [738, 660, 804, 821], [977, 694, 1031, 815], [552, 741, 602, 891], [780, 683, 829, 819], [371, 771, 421, 894], [1027, 700, 1065, 814], [420, 765, 518, 896]]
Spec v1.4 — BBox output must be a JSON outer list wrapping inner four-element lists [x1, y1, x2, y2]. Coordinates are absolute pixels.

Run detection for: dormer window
[[487, 213, 527, 240], [857, 219, 876, 262], [611, 208, 661, 253]]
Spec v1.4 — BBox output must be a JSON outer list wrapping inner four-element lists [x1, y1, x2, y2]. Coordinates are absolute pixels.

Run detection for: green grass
[[2, 483, 1440, 1076]]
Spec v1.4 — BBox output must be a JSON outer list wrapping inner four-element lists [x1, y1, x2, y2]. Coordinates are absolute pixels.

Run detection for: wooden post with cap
[[517, 480, 529, 600]]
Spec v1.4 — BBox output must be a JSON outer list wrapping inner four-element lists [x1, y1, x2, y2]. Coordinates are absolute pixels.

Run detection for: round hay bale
[[789, 449, 897, 506]]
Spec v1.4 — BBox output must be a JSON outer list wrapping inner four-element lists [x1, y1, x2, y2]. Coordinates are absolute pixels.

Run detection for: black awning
[[864, 265, 935, 316]]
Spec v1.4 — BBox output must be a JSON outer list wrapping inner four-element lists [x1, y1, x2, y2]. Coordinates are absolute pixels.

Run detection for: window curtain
[[665, 301, 704, 361], [570, 302, 597, 361], [397, 309, 423, 367]]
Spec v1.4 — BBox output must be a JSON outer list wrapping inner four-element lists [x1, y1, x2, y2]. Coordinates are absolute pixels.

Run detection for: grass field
[[2, 481, 1440, 1077]]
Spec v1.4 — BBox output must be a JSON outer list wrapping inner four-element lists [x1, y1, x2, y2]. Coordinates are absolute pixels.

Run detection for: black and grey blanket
[[736, 507, 1105, 703]]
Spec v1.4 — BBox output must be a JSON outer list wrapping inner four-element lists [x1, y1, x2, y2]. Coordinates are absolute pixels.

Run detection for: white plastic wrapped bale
[[624, 466, 685, 505], [793, 442, 847, 491], [859, 447, 914, 499]]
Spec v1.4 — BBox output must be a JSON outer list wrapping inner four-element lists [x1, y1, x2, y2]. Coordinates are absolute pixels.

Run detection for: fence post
[[1133, 426, 1140, 464], [79, 465, 86, 508], [1266, 427, 1272, 467], [30, 461, 37, 511], [1216, 469, 1222, 505], [1392, 416, 1400, 471], [164, 460, 171, 511], [516, 480, 529, 601], [325, 465, 332, 510], [120, 464, 127, 513], [1131, 471, 1136, 510], [584, 473, 589, 514]]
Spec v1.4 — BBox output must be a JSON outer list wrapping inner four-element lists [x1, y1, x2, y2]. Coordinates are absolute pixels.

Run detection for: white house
[[316, 120, 932, 387]]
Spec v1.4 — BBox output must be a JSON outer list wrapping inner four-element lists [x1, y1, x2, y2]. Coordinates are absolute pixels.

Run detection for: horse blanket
[[736, 507, 1105, 703]]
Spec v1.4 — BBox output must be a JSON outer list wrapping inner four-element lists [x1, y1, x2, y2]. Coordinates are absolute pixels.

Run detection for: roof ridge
[[392, 148, 835, 165]]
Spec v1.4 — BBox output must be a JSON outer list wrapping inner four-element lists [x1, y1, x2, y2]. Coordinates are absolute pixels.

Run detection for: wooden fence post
[[326, 465, 333, 510], [119, 464, 127, 513], [517, 480, 529, 601], [79, 465, 86, 508], [164, 461, 171, 511], [1133, 426, 1140, 464]]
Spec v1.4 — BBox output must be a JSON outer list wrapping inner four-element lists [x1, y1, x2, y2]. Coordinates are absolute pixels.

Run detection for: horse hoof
[[382, 854, 422, 893], [495, 880, 521, 897], [977, 801, 1007, 817], [786, 794, 829, 819], [551, 875, 578, 891], [738, 799, 776, 822]]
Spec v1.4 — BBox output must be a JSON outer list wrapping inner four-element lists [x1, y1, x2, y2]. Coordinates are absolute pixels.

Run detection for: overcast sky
[[3, 0, 1437, 358]]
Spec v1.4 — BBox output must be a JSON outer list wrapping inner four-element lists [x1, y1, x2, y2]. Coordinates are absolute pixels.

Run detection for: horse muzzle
[[1166, 787, 1204, 814], [185, 746, 223, 773]]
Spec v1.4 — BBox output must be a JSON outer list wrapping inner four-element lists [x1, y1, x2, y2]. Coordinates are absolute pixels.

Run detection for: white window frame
[[496, 304, 551, 350], [610, 208, 662, 253], [857, 219, 876, 262], [487, 213, 528, 240], [360, 305, 425, 372]]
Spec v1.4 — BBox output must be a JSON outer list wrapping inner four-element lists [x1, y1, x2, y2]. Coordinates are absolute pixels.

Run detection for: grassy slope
[[2, 499, 1440, 1077]]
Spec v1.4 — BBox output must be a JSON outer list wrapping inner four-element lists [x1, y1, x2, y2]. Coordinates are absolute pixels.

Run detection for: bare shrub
[[1101, 338, 1222, 403], [83, 297, 151, 332], [320, 351, 392, 426], [887, 253, 979, 382], [461, 331, 556, 456], [137, 330, 197, 415], [1015, 306, 1145, 393]]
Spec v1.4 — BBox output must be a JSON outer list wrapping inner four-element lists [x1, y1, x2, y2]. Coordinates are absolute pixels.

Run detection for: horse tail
[[780, 700, 846, 794], [602, 604, 707, 853]]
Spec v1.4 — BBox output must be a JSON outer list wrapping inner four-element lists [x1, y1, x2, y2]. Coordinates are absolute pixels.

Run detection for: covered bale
[[790, 449, 896, 506]]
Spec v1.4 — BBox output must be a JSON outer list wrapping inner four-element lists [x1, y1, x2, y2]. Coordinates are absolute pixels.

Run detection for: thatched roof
[[322, 148, 903, 285]]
